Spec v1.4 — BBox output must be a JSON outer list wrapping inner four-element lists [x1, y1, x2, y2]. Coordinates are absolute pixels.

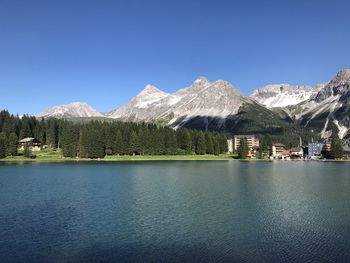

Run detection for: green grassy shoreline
[[1, 151, 349, 162], [0, 151, 238, 162]]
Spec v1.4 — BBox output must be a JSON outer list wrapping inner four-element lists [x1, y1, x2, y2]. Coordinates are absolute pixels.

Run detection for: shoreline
[[1, 155, 349, 163], [0, 154, 237, 162]]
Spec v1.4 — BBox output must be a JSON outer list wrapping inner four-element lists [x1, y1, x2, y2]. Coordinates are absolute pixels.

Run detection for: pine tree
[[46, 119, 58, 148], [165, 128, 178, 154], [1, 113, 16, 136], [330, 134, 343, 159], [8, 132, 18, 156], [0, 110, 11, 132], [33, 120, 45, 145], [19, 122, 31, 140], [0, 132, 7, 158], [23, 142, 31, 158], [205, 133, 214, 154], [79, 122, 105, 159], [152, 129, 165, 155], [92, 123, 105, 158], [78, 126, 87, 158], [238, 138, 249, 159], [219, 134, 228, 153], [213, 137, 220, 155], [122, 127, 132, 155], [177, 129, 192, 154], [259, 135, 270, 159], [263, 134, 273, 153], [195, 131, 206, 155], [113, 130, 123, 155], [61, 123, 79, 157], [129, 131, 141, 155], [139, 128, 150, 155], [103, 124, 114, 155]]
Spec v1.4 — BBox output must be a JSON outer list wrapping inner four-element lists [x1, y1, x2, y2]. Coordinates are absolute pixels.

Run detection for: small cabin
[[18, 137, 42, 151]]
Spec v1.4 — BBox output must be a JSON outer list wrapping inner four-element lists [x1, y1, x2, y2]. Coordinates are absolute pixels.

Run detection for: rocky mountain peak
[[140, 84, 164, 94], [192, 76, 210, 86], [211, 80, 243, 96], [337, 69, 350, 79], [329, 69, 350, 86], [69, 102, 90, 107], [313, 69, 350, 103], [250, 84, 318, 108], [38, 102, 103, 118]]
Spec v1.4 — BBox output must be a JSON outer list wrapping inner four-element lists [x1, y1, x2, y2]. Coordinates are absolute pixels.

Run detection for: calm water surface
[[0, 161, 350, 263]]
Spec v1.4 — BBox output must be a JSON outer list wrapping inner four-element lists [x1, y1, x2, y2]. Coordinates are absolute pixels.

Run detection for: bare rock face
[[249, 69, 350, 139], [250, 84, 321, 108], [313, 69, 350, 103], [37, 69, 350, 139], [295, 69, 350, 139], [105, 84, 171, 121], [107, 77, 253, 129], [38, 102, 104, 118]]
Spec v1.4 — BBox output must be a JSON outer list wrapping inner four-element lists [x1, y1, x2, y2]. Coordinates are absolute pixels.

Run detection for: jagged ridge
[[38, 70, 350, 139]]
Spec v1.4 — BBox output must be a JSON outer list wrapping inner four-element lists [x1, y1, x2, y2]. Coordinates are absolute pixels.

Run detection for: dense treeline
[[327, 133, 344, 159], [0, 110, 228, 159], [223, 102, 321, 146]]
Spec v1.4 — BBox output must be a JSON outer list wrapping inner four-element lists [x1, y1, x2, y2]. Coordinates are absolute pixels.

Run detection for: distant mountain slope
[[38, 102, 104, 118], [294, 69, 350, 139], [36, 69, 350, 141], [105, 84, 176, 121], [107, 77, 261, 130], [250, 84, 322, 108], [106, 77, 313, 145]]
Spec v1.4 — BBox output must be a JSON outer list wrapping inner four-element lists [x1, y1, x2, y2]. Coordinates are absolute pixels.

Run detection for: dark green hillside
[[228, 102, 293, 133], [231, 103, 320, 146], [300, 110, 342, 139], [300, 111, 329, 132], [176, 102, 319, 146]]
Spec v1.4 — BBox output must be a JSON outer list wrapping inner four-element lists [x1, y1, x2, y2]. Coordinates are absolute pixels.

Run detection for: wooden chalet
[[18, 137, 42, 151]]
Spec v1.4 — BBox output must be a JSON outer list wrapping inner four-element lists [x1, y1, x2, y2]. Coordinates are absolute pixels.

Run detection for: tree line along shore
[[0, 110, 228, 160], [0, 110, 345, 161]]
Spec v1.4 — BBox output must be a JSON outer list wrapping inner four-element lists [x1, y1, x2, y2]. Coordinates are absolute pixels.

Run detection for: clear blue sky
[[1, 0, 349, 115]]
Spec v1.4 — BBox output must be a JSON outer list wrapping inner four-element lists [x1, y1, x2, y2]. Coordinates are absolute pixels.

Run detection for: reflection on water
[[0, 161, 350, 262]]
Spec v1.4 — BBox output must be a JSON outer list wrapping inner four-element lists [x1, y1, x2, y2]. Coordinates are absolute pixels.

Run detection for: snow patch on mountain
[[250, 84, 321, 108]]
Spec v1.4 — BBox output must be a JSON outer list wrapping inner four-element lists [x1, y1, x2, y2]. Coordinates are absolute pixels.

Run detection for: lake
[[0, 161, 350, 263]]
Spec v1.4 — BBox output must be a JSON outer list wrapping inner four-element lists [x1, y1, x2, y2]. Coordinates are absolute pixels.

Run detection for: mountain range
[[38, 69, 350, 140]]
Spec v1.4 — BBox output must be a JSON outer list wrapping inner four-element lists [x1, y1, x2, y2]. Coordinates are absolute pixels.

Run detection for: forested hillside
[[0, 110, 228, 159]]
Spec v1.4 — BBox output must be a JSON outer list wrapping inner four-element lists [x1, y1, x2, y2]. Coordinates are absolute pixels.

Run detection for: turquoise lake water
[[0, 161, 350, 262]]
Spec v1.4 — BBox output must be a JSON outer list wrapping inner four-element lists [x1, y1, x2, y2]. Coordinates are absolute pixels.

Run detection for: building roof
[[308, 142, 323, 145], [19, 137, 35, 143], [273, 143, 285, 147], [290, 147, 302, 152], [19, 137, 41, 143], [233, 134, 256, 137]]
